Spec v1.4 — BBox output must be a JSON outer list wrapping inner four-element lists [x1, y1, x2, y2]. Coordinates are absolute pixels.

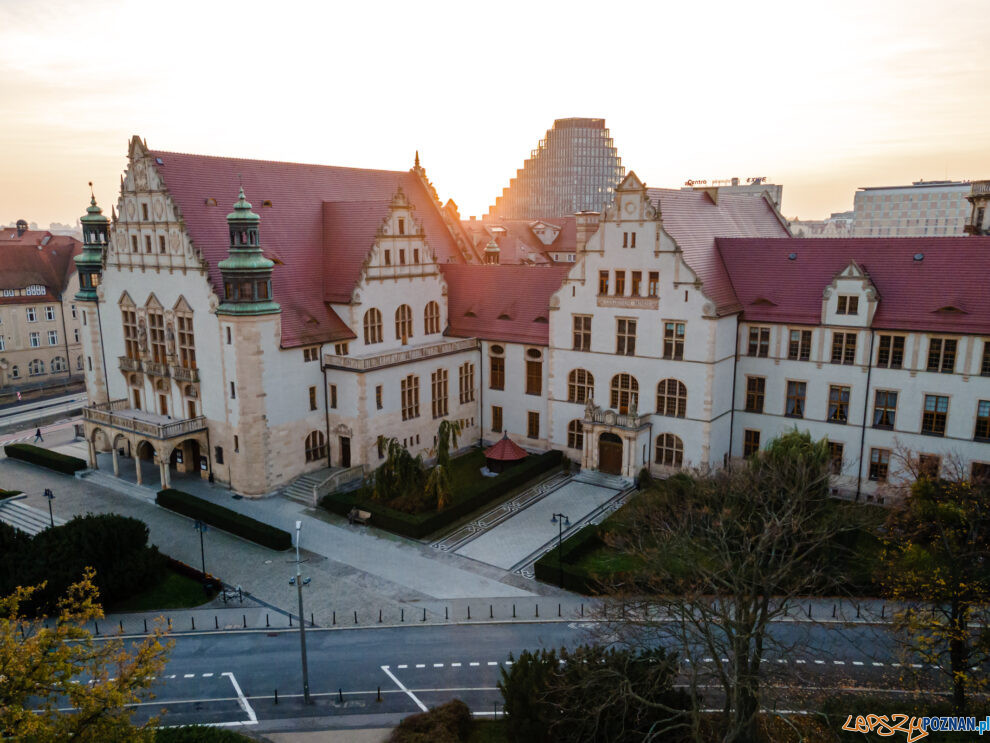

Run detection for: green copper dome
[[226, 186, 260, 224], [217, 186, 279, 316]]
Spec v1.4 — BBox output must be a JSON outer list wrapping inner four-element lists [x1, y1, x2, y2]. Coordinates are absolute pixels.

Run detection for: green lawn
[[447, 448, 490, 502], [108, 568, 216, 613], [468, 720, 509, 742]]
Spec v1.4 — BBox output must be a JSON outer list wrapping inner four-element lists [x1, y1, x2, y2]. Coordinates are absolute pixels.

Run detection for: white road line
[[202, 673, 214, 678], [703, 658, 713, 663], [433, 663, 444, 668], [451, 663, 461, 667], [911, 664, 923, 668], [222, 671, 258, 725], [504, 661, 512, 666], [168, 674, 177, 679], [381, 665, 427, 713], [833, 661, 845, 665], [776, 659, 787, 664], [814, 660, 825, 665], [184, 674, 195, 678], [852, 661, 863, 666], [487, 662, 497, 666], [872, 662, 884, 666], [397, 665, 408, 669], [469, 662, 480, 667], [892, 663, 901, 667], [795, 660, 806, 664], [416, 664, 426, 669]]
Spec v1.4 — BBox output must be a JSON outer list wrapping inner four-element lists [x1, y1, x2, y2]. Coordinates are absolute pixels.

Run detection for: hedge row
[[321, 449, 564, 540], [0, 488, 22, 499], [4, 443, 87, 475], [156, 488, 292, 551], [533, 523, 605, 594]]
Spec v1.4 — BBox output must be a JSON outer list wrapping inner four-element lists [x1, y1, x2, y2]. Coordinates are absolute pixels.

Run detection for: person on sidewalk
[[34, 428, 43, 443]]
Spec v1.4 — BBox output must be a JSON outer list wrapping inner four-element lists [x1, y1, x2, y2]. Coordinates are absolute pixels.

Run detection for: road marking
[[433, 663, 444, 668], [795, 660, 806, 664], [776, 659, 787, 664], [891, 663, 901, 667], [168, 674, 177, 679], [202, 673, 214, 677], [504, 661, 512, 666], [487, 662, 497, 666], [451, 663, 461, 667], [833, 661, 845, 665], [469, 662, 479, 667], [852, 661, 863, 666], [814, 660, 825, 665], [184, 674, 195, 678], [381, 665, 427, 713], [397, 665, 408, 669], [222, 671, 258, 726], [872, 662, 884, 666], [703, 658, 713, 662], [911, 664, 923, 669], [415, 664, 425, 669]]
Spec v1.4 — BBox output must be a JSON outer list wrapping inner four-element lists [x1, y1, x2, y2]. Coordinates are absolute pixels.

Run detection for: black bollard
[[535, 604, 539, 618], [290, 615, 293, 627], [467, 606, 471, 620], [558, 603, 561, 617], [338, 688, 343, 703], [215, 616, 219, 629], [580, 603, 584, 617], [311, 612, 314, 627], [857, 604, 861, 619], [243, 615, 246, 628], [422, 608, 426, 622], [833, 604, 837, 618], [120, 620, 124, 633], [274, 688, 278, 705], [490, 604, 493, 619], [401, 608, 404, 622], [379, 609, 383, 623], [266, 614, 270, 627], [333, 611, 336, 625], [95, 621, 99, 635], [144, 619, 148, 633], [807, 604, 811, 619], [354, 610, 357, 624], [512, 604, 516, 618], [377, 686, 382, 702], [881, 604, 886, 619], [445, 606, 449, 620], [191, 617, 195, 631]]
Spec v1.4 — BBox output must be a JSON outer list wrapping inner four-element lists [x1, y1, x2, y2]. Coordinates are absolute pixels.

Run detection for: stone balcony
[[119, 355, 142, 373], [83, 399, 206, 440], [143, 360, 169, 378], [969, 180, 990, 197], [583, 402, 651, 431], [171, 365, 199, 383], [323, 337, 479, 372]]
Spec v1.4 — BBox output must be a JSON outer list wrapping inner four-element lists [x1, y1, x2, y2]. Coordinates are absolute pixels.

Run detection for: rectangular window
[[827, 385, 850, 423], [384, 250, 391, 266], [663, 321, 685, 360], [329, 384, 337, 409], [972, 462, 990, 483], [982, 342, 990, 377], [873, 390, 898, 429], [745, 376, 766, 413], [176, 314, 195, 369], [144, 235, 151, 253], [572, 315, 591, 351], [303, 347, 318, 362], [747, 326, 770, 357], [215, 446, 224, 465], [828, 441, 844, 475], [309, 386, 317, 411], [630, 271, 642, 296], [876, 335, 905, 369], [131, 235, 138, 252], [0, 337, 4, 351], [785, 380, 806, 418], [431, 368, 449, 418], [44, 306, 55, 321], [921, 394, 948, 436], [647, 271, 659, 297], [622, 232, 627, 247], [526, 359, 542, 395], [492, 405, 503, 433], [788, 329, 811, 361], [459, 362, 475, 404], [47, 330, 58, 345], [398, 218, 405, 235], [234, 435, 239, 453], [26, 307, 36, 322], [334, 343, 349, 355], [375, 385, 383, 410], [29, 332, 40, 347], [71, 304, 76, 319], [918, 454, 941, 479], [975, 401, 990, 441], [527, 411, 539, 439], [399, 249, 406, 265], [831, 332, 857, 364], [630, 232, 636, 248], [616, 318, 636, 356], [614, 271, 626, 296], [836, 296, 859, 315], [869, 448, 890, 481], [158, 235, 166, 253], [489, 355, 504, 390], [230, 382, 236, 399], [927, 338, 957, 373], [598, 270, 609, 295], [401, 375, 420, 420], [743, 429, 760, 457]]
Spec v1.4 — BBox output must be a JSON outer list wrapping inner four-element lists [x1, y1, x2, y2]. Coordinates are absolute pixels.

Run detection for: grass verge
[[107, 567, 217, 613]]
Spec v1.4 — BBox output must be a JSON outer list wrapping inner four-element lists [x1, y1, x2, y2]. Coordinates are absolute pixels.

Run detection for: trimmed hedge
[[533, 523, 605, 594], [156, 488, 292, 551], [0, 488, 22, 499], [4, 443, 87, 474], [321, 449, 564, 540]]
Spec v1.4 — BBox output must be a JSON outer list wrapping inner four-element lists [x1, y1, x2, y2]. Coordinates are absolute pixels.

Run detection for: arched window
[[395, 304, 413, 342], [567, 419, 584, 450], [657, 379, 687, 418], [610, 373, 639, 414], [305, 431, 327, 462], [364, 308, 383, 344], [424, 301, 441, 335], [28, 359, 45, 376], [655, 433, 683, 467], [567, 369, 594, 403], [51, 356, 67, 373]]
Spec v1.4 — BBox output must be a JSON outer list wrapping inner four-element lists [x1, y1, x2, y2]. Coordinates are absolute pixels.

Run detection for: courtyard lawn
[[446, 448, 491, 502], [108, 567, 217, 613]]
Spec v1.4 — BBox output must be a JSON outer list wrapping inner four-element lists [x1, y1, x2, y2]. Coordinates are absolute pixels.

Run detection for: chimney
[[15, 219, 27, 237], [574, 211, 599, 252]]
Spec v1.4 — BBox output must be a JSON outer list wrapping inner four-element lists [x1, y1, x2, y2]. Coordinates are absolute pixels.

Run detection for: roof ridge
[[151, 148, 409, 177]]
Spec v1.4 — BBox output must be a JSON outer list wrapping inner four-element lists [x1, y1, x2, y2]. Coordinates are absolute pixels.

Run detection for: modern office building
[[486, 118, 624, 220], [852, 180, 971, 237]]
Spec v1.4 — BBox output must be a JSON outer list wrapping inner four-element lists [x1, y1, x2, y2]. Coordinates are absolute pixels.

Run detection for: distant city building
[[0, 221, 84, 393], [852, 180, 971, 237], [789, 210, 855, 238], [49, 221, 83, 239], [965, 180, 990, 235], [486, 118, 624, 220], [682, 177, 783, 212]]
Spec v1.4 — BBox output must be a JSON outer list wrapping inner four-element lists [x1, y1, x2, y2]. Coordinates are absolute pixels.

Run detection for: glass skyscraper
[[486, 118, 624, 219]]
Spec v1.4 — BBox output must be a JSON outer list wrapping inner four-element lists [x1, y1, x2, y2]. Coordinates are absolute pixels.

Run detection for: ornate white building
[[77, 139, 990, 500]]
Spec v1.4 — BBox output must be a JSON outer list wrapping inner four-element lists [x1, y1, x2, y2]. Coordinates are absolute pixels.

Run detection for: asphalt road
[[104, 620, 947, 731], [0, 392, 86, 433]]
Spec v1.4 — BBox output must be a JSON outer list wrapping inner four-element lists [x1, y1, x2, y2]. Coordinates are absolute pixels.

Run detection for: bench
[[347, 508, 371, 526]]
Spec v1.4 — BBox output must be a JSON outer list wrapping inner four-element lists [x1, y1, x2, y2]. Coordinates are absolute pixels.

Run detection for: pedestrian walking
[[34, 428, 43, 443]]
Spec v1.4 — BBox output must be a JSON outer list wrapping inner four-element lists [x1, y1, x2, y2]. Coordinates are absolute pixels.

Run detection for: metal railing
[[323, 337, 478, 372], [312, 465, 366, 506]]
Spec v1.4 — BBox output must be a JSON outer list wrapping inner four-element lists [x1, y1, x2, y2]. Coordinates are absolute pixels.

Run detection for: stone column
[[111, 446, 119, 476], [162, 460, 172, 489], [158, 461, 168, 490], [135, 455, 142, 486], [87, 440, 97, 469]]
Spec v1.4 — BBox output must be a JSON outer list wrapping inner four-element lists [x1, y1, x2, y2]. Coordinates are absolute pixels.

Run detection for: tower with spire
[[217, 187, 279, 316], [74, 185, 111, 403]]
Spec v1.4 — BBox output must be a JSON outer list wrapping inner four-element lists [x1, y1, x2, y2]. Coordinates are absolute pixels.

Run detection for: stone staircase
[[574, 469, 633, 491], [281, 469, 336, 506], [0, 499, 66, 535], [77, 469, 157, 502]]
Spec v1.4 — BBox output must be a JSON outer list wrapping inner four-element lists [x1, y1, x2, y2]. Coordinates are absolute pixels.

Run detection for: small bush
[[389, 699, 473, 743], [156, 488, 291, 551], [4, 443, 86, 474]]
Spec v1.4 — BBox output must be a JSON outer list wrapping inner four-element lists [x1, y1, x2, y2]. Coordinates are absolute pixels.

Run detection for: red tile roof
[[149, 150, 465, 347], [440, 264, 571, 345], [717, 236, 990, 334], [648, 189, 791, 315], [0, 230, 81, 303], [485, 432, 529, 461], [461, 216, 577, 264]]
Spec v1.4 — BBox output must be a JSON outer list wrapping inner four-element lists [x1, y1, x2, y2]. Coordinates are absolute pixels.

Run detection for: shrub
[[3, 443, 86, 474], [533, 523, 605, 593], [0, 488, 22, 499], [156, 488, 291, 551], [321, 449, 563, 539], [389, 699, 473, 743]]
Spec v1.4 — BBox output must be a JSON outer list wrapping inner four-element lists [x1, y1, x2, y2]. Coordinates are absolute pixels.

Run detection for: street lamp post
[[193, 520, 209, 593], [43, 488, 54, 527], [550, 512, 570, 588], [292, 520, 312, 704]]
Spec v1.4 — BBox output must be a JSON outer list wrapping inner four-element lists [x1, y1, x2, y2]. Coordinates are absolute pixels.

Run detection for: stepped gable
[[647, 189, 792, 315], [441, 264, 571, 344], [0, 230, 81, 303], [718, 236, 990, 334], [148, 149, 465, 347]]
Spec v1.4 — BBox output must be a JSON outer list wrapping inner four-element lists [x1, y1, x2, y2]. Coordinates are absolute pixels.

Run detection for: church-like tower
[[74, 190, 110, 403], [217, 187, 279, 316]]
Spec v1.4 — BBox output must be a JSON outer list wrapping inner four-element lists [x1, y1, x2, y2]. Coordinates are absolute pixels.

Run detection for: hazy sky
[[2, 0, 989, 226]]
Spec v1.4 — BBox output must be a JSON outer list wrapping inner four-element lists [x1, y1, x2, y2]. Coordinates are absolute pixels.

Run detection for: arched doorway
[[598, 432, 623, 475], [169, 439, 201, 479]]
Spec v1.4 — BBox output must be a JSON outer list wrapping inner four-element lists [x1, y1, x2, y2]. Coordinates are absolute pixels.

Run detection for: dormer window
[[837, 296, 859, 315]]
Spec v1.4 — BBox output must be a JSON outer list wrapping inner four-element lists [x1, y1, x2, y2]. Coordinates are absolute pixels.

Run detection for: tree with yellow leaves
[[881, 475, 990, 713], [0, 567, 173, 741]]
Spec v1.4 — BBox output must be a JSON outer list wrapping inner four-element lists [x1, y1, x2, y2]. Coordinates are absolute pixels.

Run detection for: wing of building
[[75, 143, 990, 501]]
